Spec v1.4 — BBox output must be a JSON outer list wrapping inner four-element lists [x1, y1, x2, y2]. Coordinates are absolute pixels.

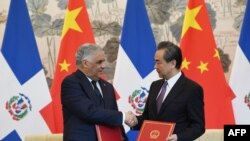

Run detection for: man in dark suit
[[61, 43, 130, 141], [130, 41, 205, 141]]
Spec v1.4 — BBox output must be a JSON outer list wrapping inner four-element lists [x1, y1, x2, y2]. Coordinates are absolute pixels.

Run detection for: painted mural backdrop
[[0, 0, 246, 86]]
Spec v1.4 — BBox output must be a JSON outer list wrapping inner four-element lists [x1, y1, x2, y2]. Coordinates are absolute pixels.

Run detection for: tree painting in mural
[[27, 0, 64, 82], [28, 0, 123, 83], [0, 10, 7, 24], [233, 0, 246, 31], [144, 0, 231, 73], [26, 0, 246, 85]]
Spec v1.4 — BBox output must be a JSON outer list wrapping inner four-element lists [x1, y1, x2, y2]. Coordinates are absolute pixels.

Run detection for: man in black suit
[[61, 43, 130, 141], [130, 41, 205, 141]]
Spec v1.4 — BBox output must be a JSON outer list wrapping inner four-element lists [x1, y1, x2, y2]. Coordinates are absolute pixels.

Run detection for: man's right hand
[[125, 111, 138, 127]]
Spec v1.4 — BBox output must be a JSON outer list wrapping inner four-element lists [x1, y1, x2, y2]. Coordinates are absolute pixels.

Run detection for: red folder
[[137, 120, 175, 141], [95, 125, 123, 141]]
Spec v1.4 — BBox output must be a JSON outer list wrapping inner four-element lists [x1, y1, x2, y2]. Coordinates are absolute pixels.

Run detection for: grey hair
[[75, 43, 103, 66]]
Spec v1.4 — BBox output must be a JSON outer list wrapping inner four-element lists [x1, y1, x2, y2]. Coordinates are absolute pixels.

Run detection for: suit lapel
[[158, 74, 186, 115], [75, 70, 99, 103]]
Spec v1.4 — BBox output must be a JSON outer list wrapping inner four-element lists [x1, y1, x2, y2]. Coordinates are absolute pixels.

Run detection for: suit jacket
[[61, 70, 127, 141], [134, 73, 205, 141]]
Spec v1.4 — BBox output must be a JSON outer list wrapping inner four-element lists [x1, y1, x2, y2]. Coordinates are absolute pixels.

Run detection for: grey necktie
[[156, 81, 168, 113]]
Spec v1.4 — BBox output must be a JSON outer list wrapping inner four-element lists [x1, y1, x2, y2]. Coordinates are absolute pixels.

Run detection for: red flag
[[41, 0, 95, 133], [180, 0, 235, 128]]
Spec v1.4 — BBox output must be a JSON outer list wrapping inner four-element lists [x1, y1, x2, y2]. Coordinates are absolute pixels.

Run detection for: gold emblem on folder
[[150, 130, 160, 139]]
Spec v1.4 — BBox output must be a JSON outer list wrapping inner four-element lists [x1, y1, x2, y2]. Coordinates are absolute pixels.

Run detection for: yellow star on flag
[[213, 49, 220, 60], [181, 5, 202, 38], [59, 59, 71, 72], [181, 57, 191, 70], [61, 7, 83, 38], [197, 61, 208, 74]]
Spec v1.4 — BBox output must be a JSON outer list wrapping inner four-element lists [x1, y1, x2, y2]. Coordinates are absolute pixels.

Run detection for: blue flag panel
[[1, 130, 22, 141], [121, 0, 156, 78], [239, 0, 250, 62], [1, 0, 42, 85]]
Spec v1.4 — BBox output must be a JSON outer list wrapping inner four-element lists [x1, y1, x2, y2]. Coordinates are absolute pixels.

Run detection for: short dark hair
[[157, 41, 182, 69]]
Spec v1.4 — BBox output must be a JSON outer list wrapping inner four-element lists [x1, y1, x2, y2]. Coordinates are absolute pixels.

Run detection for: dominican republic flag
[[0, 0, 53, 140], [113, 0, 158, 134], [229, 0, 250, 124]]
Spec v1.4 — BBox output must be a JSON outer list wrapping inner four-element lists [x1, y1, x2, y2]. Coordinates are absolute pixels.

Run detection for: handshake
[[124, 111, 138, 127]]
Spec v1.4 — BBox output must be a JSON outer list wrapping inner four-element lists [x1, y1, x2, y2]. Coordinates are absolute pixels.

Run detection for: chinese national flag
[[41, 0, 95, 133], [180, 0, 235, 128]]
